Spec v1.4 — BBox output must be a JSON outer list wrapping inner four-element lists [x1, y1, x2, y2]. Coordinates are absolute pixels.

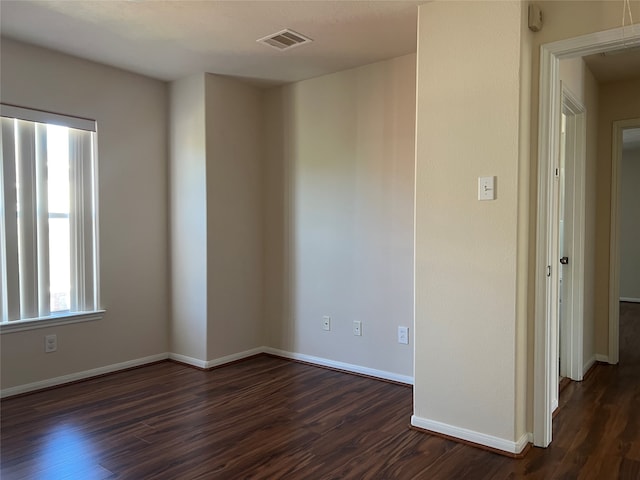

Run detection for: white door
[[558, 112, 568, 380], [558, 88, 586, 384]]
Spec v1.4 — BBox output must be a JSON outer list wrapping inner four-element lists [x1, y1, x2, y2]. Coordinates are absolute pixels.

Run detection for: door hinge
[[554, 167, 559, 177], [547, 265, 552, 277]]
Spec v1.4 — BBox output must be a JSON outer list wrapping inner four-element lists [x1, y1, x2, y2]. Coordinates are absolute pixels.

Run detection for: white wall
[[169, 74, 208, 360], [205, 74, 264, 359], [620, 144, 640, 301], [0, 38, 169, 389], [264, 54, 416, 378], [170, 73, 265, 363], [1, 37, 414, 390]]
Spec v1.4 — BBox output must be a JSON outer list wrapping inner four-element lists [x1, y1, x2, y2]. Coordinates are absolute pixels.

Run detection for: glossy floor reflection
[[1, 303, 639, 479]]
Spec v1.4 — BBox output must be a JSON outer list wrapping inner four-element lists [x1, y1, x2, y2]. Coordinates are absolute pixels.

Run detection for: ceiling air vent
[[257, 29, 312, 51]]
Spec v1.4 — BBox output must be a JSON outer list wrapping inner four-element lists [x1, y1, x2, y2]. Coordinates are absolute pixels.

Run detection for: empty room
[[1, 1, 639, 478]]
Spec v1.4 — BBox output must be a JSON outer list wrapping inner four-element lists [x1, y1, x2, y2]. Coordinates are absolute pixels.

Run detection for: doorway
[[609, 120, 640, 365], [534, 25, 640, 448], [550, 88, 587, 414]]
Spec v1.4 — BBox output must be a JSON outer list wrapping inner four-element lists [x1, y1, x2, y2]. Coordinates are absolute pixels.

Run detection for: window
[[0, 105, 102, 332]]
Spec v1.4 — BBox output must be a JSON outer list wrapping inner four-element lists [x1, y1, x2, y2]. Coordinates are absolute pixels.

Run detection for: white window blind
[[0, 105, 100, 325]]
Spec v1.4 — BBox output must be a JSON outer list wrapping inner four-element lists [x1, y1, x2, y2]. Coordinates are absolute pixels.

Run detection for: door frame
[[534, 24, 640, 448], [608, 118, 640, 365]]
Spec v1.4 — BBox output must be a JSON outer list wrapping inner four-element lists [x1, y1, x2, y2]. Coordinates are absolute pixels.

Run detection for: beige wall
[[0, 38, 169, 389], [516, 0, 534, 441], [263, 54, 416, 377], [415, 1, 525, 444], [414, 0, 640, 446], [169, 74, 208, 360], [620, 145, 640, 300], [596, 78, 640, 353], [536, 1, 639, 45], [559, 58, 587, 101], [205, 74, 264, 359]]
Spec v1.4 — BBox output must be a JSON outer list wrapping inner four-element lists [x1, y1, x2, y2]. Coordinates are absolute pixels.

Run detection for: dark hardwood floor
[[2, 304, 639, 479]]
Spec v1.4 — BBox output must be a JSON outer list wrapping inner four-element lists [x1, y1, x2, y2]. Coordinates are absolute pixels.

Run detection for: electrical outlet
[[398, 326, 409, 345], [45, 334, 57, 353], [322, 316, 331, 331], [353, 320, 362, 336]]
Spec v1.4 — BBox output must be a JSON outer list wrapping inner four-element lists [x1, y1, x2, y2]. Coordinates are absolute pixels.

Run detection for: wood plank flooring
[[2, 303, 639, 479]]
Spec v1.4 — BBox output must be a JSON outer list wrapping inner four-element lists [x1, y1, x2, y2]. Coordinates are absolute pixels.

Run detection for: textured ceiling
[[583, 47, 640, 84], [0, 0, 421, 86]]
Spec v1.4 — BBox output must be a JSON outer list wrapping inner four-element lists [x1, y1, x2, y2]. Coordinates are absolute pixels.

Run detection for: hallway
[[534, 301, 640, 478]]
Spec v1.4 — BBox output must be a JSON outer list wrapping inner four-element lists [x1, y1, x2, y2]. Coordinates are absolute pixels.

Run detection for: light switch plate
[[478, 176, 496, 201]]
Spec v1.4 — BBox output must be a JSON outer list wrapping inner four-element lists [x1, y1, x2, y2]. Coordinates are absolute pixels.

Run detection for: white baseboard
[[168, 352, 208, 369], [264, 347, 414, 385], [411, 415, 529, 454], [620, 297, 640, 303], [595, 353, 610, 363], [0, 353, 169, 398], [206, 347, 263, 368], [515, 432, 530, 453], [551, 397, 558, 413], [2, 346, 412, 398], [583, 355, 596, 376], [169, 347, 264, 369]]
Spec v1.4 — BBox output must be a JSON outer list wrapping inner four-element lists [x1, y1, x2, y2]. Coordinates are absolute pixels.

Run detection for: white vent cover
[[257, 29, 312, 51]]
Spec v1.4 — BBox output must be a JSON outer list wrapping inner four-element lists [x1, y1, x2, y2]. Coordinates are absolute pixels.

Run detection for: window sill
[[0, 310, 105, 334]]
